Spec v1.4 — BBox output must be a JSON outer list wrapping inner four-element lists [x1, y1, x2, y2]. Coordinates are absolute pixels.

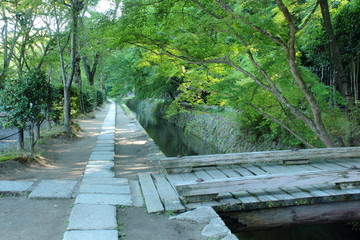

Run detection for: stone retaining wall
[[127, 98, 283, 153]]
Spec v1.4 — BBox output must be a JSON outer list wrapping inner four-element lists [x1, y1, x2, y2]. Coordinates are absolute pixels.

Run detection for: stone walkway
[[0, 100, 237, 240], [0, 101, 132, 240]]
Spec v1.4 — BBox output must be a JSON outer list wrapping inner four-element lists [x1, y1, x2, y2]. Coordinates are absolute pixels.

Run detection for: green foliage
[[0, 69, 53, 129], [51, 85, 80, 124], [96, 89, 106, 106], [82, 87, 97, 113], [300, 0, 360, 67]]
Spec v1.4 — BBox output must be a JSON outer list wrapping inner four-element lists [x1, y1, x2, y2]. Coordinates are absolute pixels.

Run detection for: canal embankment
[[126, 98, 284, 154]]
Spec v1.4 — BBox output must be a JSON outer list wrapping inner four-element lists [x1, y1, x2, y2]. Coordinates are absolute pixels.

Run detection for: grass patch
[[0, 155, 18, 162], [40, 125, 67, 139]]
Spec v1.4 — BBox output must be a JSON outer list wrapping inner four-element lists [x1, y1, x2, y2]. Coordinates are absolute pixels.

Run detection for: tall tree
[[319, 0, 349, 100], [54, 0, 84, 134], [116, 0, 340, 147]]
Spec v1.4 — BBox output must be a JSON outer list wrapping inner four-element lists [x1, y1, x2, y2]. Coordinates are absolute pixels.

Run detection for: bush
[[82, 87, 97, 113], [96, 89, 106, 106], [52, 85, 80, 123]]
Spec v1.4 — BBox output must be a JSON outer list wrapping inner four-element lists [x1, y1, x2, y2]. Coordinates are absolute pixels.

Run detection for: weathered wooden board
[[218, 166, 242, 178], [176, 169, 360, 197], [247, 189, 278, 202], [233, 190, 261, 209], [205, 167, 229, 179], [331, 160, 360, 168], [231, 166, 255, 177], [166, 174, 184, 187], [138, 172, 164, 213], [160, 147, 360, 170], [152, 174, 185, 212], [193, 169, 213, 181], [242, 164, 268, 175]]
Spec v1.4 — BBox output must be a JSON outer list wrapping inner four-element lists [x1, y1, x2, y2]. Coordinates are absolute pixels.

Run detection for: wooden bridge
[[138, 147, 360, 229]]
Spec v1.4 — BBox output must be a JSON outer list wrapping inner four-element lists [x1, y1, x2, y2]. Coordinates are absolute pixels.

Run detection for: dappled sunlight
[[119, 140, 147, 146]]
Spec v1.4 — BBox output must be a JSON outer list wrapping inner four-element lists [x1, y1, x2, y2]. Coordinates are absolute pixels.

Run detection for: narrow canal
[[131, 108, 360, 240]]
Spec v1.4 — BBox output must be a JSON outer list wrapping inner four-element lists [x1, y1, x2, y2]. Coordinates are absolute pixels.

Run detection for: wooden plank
[[160, 147, 360, 169], [152, 174, 185, 212], [247, 189, 278, 202], [295, 164, 321, 172], [297, 185, 331, 198], [176, 169, 360, 197], [264, 188, 297, 207], [138, 172, 164, 213], [231, 166, 255, 177], [259, 165, 285, 174], [272, 164, 309, 173], [193, 169, 213, 181], [180, 172, 198, 182], [202, 167, 234, 200], [281, 186, 313, 199], [166, 174, 184, 187], [233, 190, 261, 210], [204, 167, 229, 179], [310, 162, 346, 171], [218, 166, 242, 178], [243, 164, 268, 176], [330, 160, 360, 168]]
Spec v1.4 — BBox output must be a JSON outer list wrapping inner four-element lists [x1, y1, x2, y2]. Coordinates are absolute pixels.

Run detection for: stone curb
[[170, 206, 238, 240]]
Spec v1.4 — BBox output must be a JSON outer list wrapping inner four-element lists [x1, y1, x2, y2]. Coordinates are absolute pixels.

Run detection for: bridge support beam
[[220, 200, 360, 231]]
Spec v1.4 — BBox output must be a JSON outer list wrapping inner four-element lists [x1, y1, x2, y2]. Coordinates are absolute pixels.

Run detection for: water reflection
[[134, 110, 219, 157]]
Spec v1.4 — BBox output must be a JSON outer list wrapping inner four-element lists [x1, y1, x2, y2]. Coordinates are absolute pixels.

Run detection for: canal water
[[132, 108, 360, 240]]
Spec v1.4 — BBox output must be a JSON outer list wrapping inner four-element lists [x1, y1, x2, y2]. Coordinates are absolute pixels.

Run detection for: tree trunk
[[17, 128, 24, 150], [276, 0, 336, 147], [29, 123, 35, 157], [62, 0, 84, 134], [319, 0, 349, 100], [63, 85, 71, 134], [35, 121, 41, 140], [82, 53, 100, 86]]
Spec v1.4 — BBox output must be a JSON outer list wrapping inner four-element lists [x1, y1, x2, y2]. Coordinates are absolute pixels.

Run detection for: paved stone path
[[0, 101, 133, 240], [63, 101, 132, 240], [0, 100, 236, 240]]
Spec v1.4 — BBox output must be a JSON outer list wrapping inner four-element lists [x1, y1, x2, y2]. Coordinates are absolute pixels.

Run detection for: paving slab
[[79, 184, 130, 194], [0, 180, 34, 193], [89, 154, 114, 161], [129, 180, 145, 207], [29, 180, 77, 199], [81, 177, 128, 185], [86, 161, 114, 169], [101, 126, 114, 130], [63, 230, 118, 240], [93, 146, 114, 152], [99, 130, 114, 135], [75, 193, 133, 206], [90, 151, 114, 156], [67, 204, 117, 230], [97, 135, 114, 140], [94, 143, 114, 148], [96, 140, 115, 145], [83, 170, 115, 178]]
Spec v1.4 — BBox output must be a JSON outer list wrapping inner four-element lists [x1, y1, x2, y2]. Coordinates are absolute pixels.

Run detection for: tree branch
[[215, 0, 288, 50], [248, 103, 315, 148], [297, 0, 319, 32]]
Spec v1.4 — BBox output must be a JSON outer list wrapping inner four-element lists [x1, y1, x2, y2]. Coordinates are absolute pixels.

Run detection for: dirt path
[[0, 102, 207, 240]]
